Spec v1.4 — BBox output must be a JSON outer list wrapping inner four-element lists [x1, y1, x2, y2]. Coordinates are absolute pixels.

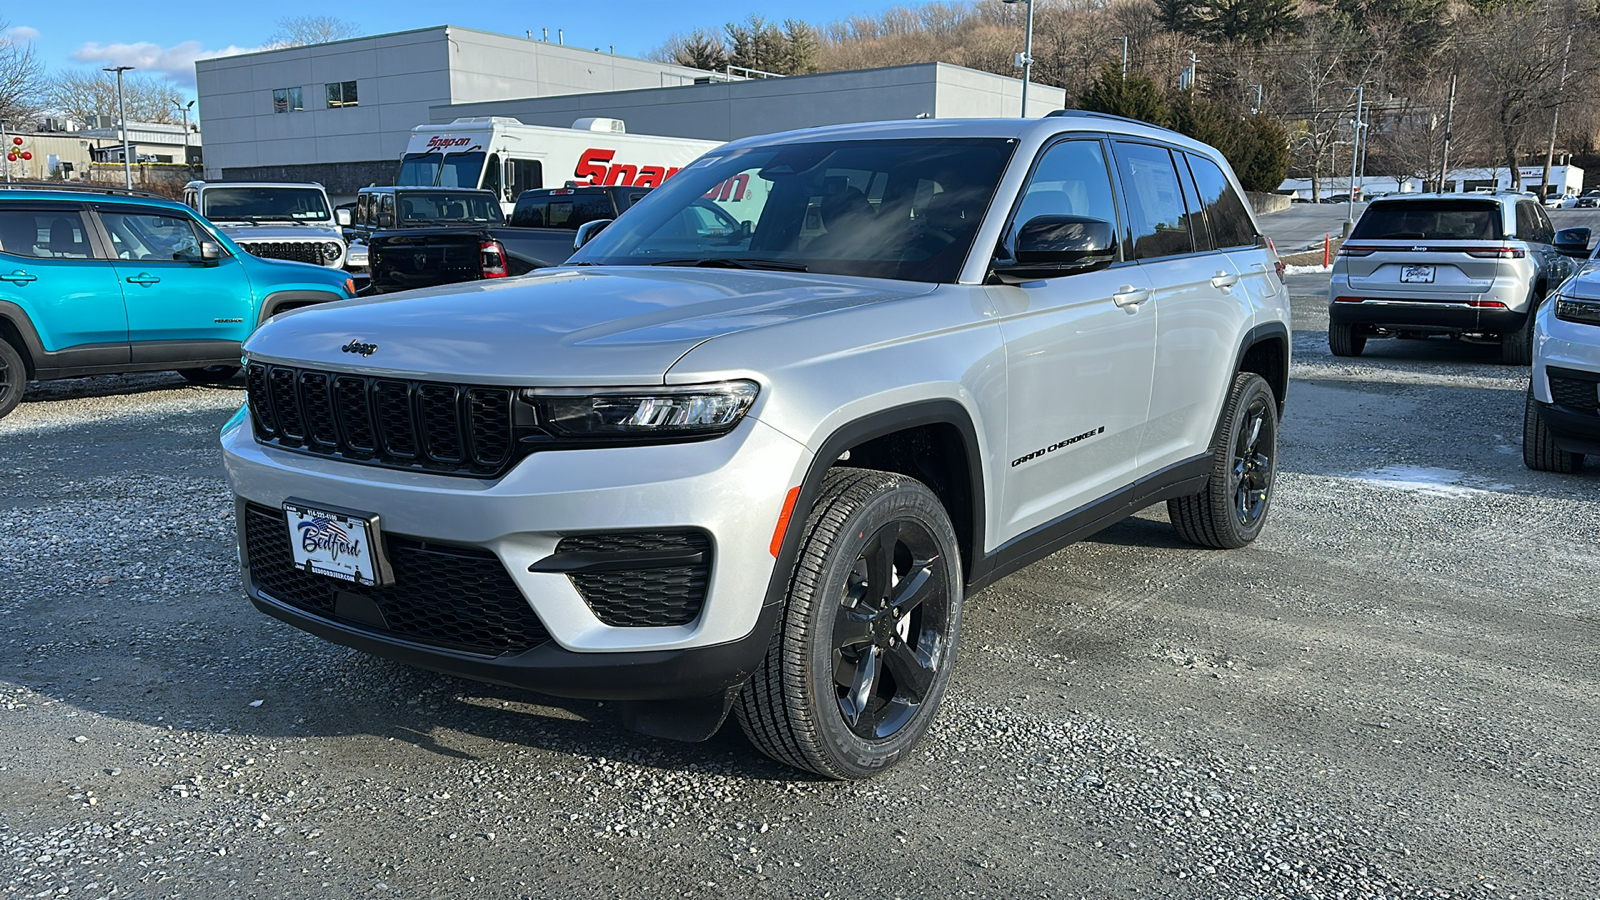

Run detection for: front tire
[[736, 468, 964, 780], [176, 365, 241, 385], [1523, 390, 1582, 473], [1169, 373, 1280, 549], [1328, 321, 1366, 357], [0, 339, 25, 420]]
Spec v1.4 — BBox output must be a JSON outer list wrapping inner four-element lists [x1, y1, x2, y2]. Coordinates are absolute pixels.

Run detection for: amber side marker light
[[770, 487, 801, 557]]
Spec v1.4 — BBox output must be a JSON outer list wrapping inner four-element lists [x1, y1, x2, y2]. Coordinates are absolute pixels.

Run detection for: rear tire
[[1169, 373, 1279, 550], [0, 339, 26, 420], [736, 468, 963, 780], [1523, 390, 1582, 473], [1500, 311, 1535, 366], [176, 365, 241, 385], [1328, 322, 1366, 357]]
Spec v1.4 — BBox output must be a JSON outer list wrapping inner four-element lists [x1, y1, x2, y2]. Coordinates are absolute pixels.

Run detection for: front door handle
[[1211, 270, 1240, 289], [125, 273, 161, 287], [1112, 285, 1151, 309], [0, 270, 37, 285]]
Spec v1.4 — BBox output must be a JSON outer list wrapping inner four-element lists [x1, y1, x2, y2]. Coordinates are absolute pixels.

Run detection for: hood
[[1564, 261, 1600, 298], [215, 221, 343, 242], [244, 266, 938, 385]]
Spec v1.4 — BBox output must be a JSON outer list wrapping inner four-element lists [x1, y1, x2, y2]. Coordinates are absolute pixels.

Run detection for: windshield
[[397, 192, 504, 224], [202, 187, 331, 222], [1351, 199, 1504, 241], [397, 151, 486, 189], [570, 138, 1014, 283]]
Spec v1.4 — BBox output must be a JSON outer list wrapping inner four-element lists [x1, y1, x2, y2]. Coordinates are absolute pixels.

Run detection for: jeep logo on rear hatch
[[341, 339, 377, 357]]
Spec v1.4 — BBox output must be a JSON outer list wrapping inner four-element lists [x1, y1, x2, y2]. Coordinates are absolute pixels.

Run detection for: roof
[[0, 185, 187, 209]]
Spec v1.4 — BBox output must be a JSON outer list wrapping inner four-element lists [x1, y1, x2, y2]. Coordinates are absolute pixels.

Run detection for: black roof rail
[[1045, 109, 1177, 133], [0, 181, 170, 201]]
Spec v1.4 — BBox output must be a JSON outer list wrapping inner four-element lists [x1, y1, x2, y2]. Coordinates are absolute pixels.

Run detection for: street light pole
[[105, 66, 135, 189], [1541, 26, 1575, 202], [1343, 84, 1364, 237], [1115, 36, 1128, 81], [174, 99, 194, 171], [1001, 0, 1034, 117]]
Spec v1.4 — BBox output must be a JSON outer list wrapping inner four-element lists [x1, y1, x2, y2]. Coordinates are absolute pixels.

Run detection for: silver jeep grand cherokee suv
[[221, 113, 1291, 778], [1329, 193, 1583, 364]]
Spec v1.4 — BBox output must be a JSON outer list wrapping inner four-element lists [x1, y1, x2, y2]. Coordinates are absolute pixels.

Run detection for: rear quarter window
[[1351, 200, 1504, 241]]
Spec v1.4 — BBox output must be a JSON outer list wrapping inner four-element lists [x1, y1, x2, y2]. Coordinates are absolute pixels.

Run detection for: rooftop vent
[[572, 117, 626, 134]]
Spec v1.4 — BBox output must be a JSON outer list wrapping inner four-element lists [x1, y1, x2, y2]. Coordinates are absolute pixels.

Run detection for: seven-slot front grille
[[242, 504, 550, 656], [246, 363, 516, 477], [555, 531, 712, 628], [240, 240, 328, 266]]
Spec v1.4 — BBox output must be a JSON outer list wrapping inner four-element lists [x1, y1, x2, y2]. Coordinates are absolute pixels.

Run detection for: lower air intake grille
[[556, 531, 712, 627], [1549, 368, 1600, 411], [242, 504, 549, 656]]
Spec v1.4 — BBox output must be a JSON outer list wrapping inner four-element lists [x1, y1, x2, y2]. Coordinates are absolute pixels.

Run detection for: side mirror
[[574, 218, 613, 251], [336, 209, 352, 227], [1554, 226, 1591, 258], [199, 241, 221, 262], [376, 212, 393, 228], [993, 215, 1116, 280]]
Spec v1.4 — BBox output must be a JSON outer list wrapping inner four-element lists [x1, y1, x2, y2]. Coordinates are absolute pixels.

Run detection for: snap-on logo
[[573, 148, 681, 188], [425, 136, 474, 150], [341, 339, 377, 357]]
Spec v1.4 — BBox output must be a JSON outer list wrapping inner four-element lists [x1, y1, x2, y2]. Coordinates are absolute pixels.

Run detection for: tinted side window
[[1534, 204, 1556, 243], [1515, 202, 1536, 241], [1187, 154, 1258, 249], [1010, 138, 1120, 252], [1113, 142, 1194, 260], [0, 208, 93, 259], [1175, 157, 1211, 253]]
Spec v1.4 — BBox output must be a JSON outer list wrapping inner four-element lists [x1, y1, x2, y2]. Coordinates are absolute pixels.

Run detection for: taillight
[[480, 240, 508, 279], [1266, 237, 1285, 283], [1464, 247, 1525, 259], [1338, 245, 1378, 257], [1467, 300, 1507, 309]]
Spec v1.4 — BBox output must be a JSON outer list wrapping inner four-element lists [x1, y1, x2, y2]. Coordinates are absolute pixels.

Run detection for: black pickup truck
[[365, 186, 651, 294]]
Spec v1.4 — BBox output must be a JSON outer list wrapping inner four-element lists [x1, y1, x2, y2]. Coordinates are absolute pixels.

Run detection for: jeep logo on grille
[[341, 339, 378, 357]]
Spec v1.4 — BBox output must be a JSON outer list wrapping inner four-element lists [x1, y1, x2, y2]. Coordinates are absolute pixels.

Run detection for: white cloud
[[3, 25, 41, 41], [70, 40, 262, 87]]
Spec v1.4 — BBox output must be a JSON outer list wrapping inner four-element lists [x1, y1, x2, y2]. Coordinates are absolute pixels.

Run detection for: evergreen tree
[[1077, 67, 1170, 128]]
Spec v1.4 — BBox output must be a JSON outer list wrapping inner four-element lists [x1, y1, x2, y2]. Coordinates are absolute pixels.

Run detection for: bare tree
[[1271, 16, 1373, 199], [0, 20, 44, 126], [49, 69, 184, 126], [267, 16, 360, 49]]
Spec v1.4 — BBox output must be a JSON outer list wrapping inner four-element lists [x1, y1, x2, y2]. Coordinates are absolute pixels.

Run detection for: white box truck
[[396, 117, 722, 214]]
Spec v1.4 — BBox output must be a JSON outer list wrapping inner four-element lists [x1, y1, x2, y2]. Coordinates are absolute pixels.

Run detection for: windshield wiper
[[649, 257, 808, 272]]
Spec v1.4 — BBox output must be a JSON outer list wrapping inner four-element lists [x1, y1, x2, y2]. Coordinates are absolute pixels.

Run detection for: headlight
[[323, 242, 342, 261], [518, 381, 758, 439], [1555, 294, 1600, 326]]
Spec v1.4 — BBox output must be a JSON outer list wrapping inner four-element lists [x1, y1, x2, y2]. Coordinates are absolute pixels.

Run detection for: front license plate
[[1400, 264, 1436, 283], [284, 501, 382, 586]]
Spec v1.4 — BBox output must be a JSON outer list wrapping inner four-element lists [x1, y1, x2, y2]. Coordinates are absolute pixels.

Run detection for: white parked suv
[[1328, 193, 1582, 364], [184, 181, 348, 270], [220, 113, 1291, 778], [1525, 230, 1600, 471]]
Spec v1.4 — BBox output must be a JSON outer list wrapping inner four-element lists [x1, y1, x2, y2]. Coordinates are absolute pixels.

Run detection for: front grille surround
[[239, 240, 336, 267], [241, 503, 550, 657], [246, 363, 517, 477]]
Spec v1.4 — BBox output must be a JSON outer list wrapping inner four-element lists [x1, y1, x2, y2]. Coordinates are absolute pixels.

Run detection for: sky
[[4, 1, 914, 105]]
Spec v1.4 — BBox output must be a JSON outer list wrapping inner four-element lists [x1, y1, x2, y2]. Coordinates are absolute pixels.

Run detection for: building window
[[326, 81, 359, 109], [272, 87, 303, 113]]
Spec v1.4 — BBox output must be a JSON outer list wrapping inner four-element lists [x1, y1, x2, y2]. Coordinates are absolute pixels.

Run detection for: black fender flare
[[0, 301, 46, 377], [258, 289, 347, 325], [1233, 319, 1291, 411]]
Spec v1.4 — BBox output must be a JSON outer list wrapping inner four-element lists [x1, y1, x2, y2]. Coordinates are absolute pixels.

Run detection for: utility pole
[[1, 121, 9, 184], [1542, 26, 1575, 203], [1001, 0, 1035, 117], [105, 66, 134, 189], [1115, 36, 1128, 80], [1439, 74, 1456, 193], [1344, 84, 1364, 236], [1248, 84, 1263, 114]]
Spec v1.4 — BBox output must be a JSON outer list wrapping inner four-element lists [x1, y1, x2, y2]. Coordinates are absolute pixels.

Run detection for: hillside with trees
[[658, 0, 1600, 198]]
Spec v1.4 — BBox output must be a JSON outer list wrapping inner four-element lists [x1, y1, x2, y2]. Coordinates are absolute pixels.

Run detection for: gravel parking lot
[[3, 272, 1598, 899]]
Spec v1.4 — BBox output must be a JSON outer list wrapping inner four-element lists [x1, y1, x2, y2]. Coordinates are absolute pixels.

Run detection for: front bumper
[[222, 411, 811, 700], [1532, 303, 1600, 454]]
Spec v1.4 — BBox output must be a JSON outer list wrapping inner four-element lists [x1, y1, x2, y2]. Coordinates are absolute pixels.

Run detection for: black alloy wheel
[[1169, 372, 1279, 549], [737, 468, 964, 779], [831, 518, 951, 740], [0, 339, 25, 420]]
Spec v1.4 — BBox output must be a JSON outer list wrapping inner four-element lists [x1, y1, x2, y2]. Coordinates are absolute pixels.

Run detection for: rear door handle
[[125, 273, 161, 286], [1112, 285, 1151, 309], [1211, 270, 1240, 289], [0, 270, 37, 285]]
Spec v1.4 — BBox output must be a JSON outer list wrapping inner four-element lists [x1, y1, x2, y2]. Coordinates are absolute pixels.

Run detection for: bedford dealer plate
[[1400, 264, 1436, 283], [283, 501, 383, 586]]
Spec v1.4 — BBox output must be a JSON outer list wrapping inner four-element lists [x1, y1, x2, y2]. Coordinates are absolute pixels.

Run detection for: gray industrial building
[[196, 25, 1062, 194]]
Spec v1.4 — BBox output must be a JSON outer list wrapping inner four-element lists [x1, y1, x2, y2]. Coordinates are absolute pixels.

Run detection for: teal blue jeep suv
[[0, 186, 355, 420]]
